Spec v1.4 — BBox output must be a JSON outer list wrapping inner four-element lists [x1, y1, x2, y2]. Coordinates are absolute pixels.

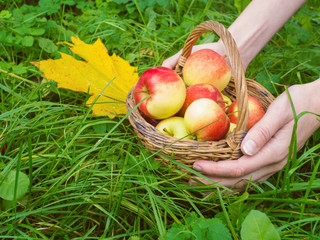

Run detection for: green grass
[[1, 0, 320, 239]]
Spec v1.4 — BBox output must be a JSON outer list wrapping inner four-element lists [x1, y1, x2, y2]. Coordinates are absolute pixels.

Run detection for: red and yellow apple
[[227, 96, 265, 130], [156, 116, 192, 139], [184, 98, 230, 141], [133, 67, 186, 119], [178, 83, 223, 116], [183, 49, 231, 91]]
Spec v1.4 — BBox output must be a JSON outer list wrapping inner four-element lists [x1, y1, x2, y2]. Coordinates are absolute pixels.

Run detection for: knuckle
[[254, 125, 272, 143], [270, 142, 289, 162], [231, 166, 246, 178]]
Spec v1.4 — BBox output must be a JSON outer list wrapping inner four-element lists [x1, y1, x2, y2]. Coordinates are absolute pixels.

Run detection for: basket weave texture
[[126, 20, 275, 168]]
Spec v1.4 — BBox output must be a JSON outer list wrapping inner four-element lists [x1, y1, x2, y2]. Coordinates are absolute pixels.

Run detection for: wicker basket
[[126, 20, 275, 169]]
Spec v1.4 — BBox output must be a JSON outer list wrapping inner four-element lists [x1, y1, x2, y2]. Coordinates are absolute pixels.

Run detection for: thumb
[[241, 98, 291, 156]]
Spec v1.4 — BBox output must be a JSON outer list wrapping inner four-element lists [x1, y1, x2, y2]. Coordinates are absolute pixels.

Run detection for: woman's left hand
[[189, 79, 320, 191]]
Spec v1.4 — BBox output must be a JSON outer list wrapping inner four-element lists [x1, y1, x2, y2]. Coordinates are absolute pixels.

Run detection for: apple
[[178, 83, 224, 116], [143, 114, 160, 127], [183, 49, 231, 91], [133, 67, 186, 120], [217, 94, 232, 111], [226, 122, 237, 137], [156, 116, 192, 139], [227, 96, 265, 130], [184, 98, 230, 141]]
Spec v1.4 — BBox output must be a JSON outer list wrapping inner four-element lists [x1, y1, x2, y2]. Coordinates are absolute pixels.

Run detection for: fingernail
[[243, 139, 257, 156], [193, 165, 203, 172]]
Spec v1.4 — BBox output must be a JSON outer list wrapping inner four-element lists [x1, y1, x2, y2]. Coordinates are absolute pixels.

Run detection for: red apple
[[227, 96, 265, 130], [183, 49, 231, 91], [184, 98, 230, 141], [178, 83, 224, 116], [133, 67, 186, 119], [156, 116, 192, 139]]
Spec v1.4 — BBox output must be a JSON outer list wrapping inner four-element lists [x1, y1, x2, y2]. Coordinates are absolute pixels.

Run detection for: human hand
[[190, 79, 320, 192]]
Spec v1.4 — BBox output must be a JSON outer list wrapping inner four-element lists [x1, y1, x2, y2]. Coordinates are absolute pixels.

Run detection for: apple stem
[[163, 128, 168, 133], [162, 128, 173, 137]]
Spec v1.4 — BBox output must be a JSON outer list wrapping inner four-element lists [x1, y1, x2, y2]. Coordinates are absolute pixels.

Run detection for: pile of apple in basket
[[133, 49, 265, 142]]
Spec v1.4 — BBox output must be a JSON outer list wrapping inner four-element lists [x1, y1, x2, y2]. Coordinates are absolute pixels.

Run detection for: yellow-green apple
[[184, 98, 230, 141], [227, 96, 265, 130], [218, 94, 232, 111], [226, 122, 237, 137], [156, 116, 192, 139], [178, 83, 224, 116], [133, 67, 186, 120], [183, 49, 231, 91]]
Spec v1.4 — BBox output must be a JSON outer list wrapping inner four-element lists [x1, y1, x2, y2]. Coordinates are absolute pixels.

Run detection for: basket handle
[[175, 20, 249, 148]]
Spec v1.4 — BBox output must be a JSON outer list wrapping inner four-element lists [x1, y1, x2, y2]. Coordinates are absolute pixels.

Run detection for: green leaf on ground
[[192, 218, 232, 240], [38, 37, 57, 53], [241, 210, 280, 240], [0, 170, 30, 201], [166, 212, 232, 240], [22, 35, 34, 47]]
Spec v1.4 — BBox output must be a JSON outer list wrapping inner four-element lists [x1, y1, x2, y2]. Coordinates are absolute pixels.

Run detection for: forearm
[[225, 0, 306, 69], [162, 0, 307, 70]]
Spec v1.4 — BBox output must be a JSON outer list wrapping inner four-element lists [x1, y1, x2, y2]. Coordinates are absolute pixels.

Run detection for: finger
[[193, 120, 294, 178], [193, 138, 282, 178], [189, 157, 287, 190], [235, 160, 287, 191], [241, 93, 292, 156]]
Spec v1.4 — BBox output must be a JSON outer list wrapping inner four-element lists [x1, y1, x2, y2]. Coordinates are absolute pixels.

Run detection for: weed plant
[[0, 0, 319, 239]]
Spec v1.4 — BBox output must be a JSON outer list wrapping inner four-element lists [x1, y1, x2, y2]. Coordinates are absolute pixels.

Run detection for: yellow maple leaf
[[34, 36, 139, 118]]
